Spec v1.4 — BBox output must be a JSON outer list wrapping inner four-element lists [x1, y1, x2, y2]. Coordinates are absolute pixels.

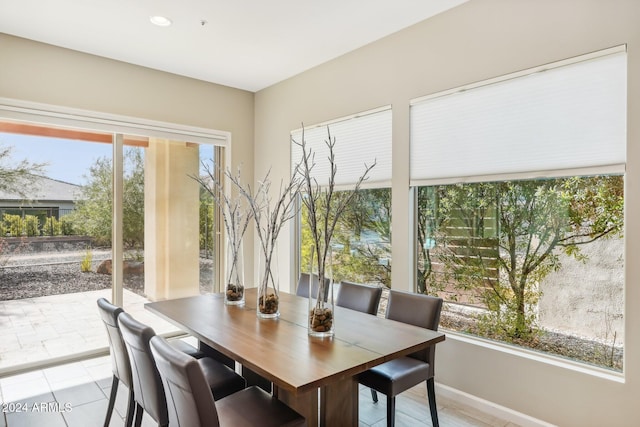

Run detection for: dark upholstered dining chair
[[336, 281, 383, 315], [118, 312, 246, 427], [150, 335, 307, 427], [296, 272, 330, 300], [358, 290, 443, 427], [97, 298, 135, 427], [97, 298, 207, 427]]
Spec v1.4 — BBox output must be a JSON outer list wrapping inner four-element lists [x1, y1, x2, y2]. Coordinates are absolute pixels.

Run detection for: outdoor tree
[[68, 156, 111, 246], [69, 148, 144, 248], [301, 188, 391, 286], [0, 143, 47, 265], [419, 175, 624, 340], [0, 143, 47, 199], [330, 188, 391, 286], [122, 148, 144, 248], [199, 187, 214, 257]]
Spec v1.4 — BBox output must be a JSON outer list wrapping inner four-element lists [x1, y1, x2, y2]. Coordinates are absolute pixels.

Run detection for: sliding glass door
[[0, 116, 225, 372]]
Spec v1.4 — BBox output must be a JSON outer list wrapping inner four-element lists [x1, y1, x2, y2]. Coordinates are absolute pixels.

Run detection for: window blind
[[410, 48, 627, 185], [291, 107, 392, 188]]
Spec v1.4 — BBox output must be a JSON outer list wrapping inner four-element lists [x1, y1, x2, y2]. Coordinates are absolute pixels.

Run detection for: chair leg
[[386, 395, 396, 427], [370, 388, 378, 403], [134, 403, 144, 427], [103, 376, 118, 427], [426, 378, 439, 427], [124, 388, 135, 427]]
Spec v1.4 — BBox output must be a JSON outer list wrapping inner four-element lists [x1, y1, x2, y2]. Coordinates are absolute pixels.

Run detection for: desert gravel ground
[[0, 256, 214, 301]]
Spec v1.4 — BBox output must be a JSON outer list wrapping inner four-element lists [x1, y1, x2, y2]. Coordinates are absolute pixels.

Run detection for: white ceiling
[[0, 0, 466, 92]]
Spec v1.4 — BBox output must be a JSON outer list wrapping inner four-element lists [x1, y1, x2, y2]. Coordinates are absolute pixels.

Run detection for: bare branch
[[190, 161, 254, 285], [227, 165, 302, 301], [293, 125, 376, 310], [0, 144, 48, 200]]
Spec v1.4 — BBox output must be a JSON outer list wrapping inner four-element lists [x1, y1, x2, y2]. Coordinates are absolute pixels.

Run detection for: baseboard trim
[[436, 383, 557, 427]]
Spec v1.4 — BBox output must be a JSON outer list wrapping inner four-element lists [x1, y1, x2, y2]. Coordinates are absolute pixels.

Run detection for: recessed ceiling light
[[150, 16, 172, 27]]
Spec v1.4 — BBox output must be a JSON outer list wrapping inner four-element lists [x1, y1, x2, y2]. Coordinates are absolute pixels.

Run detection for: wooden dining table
[[145, 288, 445, 427]]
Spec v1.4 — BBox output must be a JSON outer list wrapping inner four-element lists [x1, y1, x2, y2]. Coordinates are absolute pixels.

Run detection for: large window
[[410, 47, 627, 371], [416, 176, 624, 370], [292, 107, 392, 288], [301, 188, 391, 286]]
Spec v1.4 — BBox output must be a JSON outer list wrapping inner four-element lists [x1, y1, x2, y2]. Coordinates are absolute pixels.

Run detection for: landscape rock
[[96, 259, 144, 275], [97, 259, 112, 274]]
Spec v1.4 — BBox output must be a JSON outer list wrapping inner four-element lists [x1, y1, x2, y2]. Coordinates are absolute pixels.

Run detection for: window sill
[[443, 330, 625, 383]]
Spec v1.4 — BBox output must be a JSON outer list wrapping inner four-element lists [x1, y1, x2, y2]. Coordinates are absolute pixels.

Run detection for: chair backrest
[[336, 281, 382, 315], [386, 290, 443, 376], [118, 312, 168, 425], [296, 272, 330, 300], [150, 335, 220, 427], [97, 298, 132, 388]]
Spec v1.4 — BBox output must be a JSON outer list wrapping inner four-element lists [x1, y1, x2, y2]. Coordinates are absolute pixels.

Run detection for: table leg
[[276, 386, 319, 427], [320, 377, 358, 426]]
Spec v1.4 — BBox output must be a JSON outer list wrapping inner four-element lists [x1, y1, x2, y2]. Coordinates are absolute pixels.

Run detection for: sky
[[0, 133, 112, 185], [0, 133, 215, 186]]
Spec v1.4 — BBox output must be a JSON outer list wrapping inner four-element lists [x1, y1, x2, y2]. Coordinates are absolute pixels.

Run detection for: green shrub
[[60, 216, 74, 235], [23, 215, 39, 236], [43, 217, 63, 236], [80, 247, 93, 272], [3, 214, 24, 237]]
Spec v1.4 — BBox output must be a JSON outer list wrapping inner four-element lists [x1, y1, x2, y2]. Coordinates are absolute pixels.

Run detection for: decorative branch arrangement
[[293, 126, 375, 335], [192, 163, 253, 304], [229, 168, 302, 317]]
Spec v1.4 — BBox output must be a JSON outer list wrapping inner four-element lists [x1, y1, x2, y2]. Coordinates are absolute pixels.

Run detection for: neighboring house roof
[[0, 175, 80, 203]]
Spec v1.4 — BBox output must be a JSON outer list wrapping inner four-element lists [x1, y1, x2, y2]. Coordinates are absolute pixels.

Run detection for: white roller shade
[[410, 48, 627, 185], [291, 107, 391, 188]]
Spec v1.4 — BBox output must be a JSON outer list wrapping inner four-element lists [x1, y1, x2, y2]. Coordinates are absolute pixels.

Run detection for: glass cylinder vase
[[308, 274, 334, 337], [224, 239, 245, 305], [308, 248, 334, 337], [257, 247, 279, 319]]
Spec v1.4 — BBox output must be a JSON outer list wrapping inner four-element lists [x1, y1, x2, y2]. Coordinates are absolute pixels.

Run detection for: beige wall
[[254, 0, 640, 425], [0, 33, 256, 286]]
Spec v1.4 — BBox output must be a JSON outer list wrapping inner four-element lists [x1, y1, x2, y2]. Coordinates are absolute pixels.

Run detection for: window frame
[[408, 46, 627, 377], [290, 106, 393, 288], [0, 97, 231, 305]]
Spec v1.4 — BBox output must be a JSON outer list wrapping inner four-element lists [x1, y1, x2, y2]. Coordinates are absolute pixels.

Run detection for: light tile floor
[[0, 352, 518, 427]]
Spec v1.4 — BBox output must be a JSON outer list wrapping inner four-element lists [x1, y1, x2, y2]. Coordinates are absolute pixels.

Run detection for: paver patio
[[0, 289, 180, 374]]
